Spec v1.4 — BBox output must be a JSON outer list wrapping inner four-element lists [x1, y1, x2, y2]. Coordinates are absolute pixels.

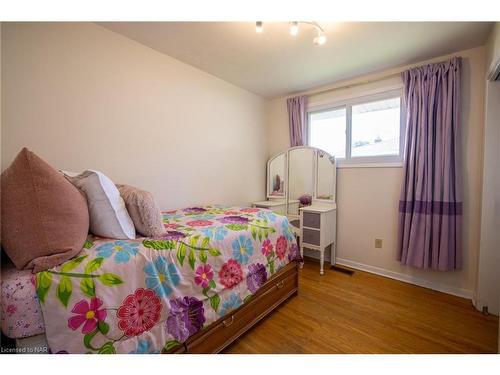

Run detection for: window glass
[[309, 107, 347, 159], [351, 97, 400, 157]]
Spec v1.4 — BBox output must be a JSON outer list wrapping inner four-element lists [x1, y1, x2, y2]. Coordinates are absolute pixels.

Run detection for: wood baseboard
[[335, 257, 473, 300]]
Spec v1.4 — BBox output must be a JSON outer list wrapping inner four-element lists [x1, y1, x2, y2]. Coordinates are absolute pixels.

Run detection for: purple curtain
[[287, 96, 308, 146], [397, 57, 463, 271]]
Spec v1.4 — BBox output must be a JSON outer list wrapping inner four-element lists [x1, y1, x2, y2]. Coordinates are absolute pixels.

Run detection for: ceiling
[[98, 22, 493, 98]]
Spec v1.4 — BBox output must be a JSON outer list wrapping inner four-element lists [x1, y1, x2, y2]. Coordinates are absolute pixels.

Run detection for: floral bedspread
[[1, 264, 45, 339], [36, 206, 300, 354]]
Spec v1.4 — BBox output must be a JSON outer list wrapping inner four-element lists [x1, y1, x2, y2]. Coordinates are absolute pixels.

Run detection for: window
[[308, 90, 404, 166]]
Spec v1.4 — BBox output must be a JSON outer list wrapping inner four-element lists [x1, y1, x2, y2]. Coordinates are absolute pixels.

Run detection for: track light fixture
[[255, 21, 326, 46]]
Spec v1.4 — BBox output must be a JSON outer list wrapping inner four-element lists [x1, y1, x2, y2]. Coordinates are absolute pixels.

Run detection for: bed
[[1, 205, 300, 353]]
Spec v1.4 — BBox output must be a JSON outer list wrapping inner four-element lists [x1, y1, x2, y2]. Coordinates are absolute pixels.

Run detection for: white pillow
[[61, 170, 136, 240]]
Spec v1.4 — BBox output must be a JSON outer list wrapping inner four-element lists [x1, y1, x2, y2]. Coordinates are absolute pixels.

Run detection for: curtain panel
[[287, 96, 308, 147], [398, 57, 463, 271]]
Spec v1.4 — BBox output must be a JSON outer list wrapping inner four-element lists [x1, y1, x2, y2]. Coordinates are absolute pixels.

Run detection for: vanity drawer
[[303, 228, 320, 245], [303, 212, 321, 229]]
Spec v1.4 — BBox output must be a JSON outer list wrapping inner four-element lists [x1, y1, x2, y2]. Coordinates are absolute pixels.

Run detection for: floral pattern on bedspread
[[1, 265, 45, 339], [36, 205, 300, 353]]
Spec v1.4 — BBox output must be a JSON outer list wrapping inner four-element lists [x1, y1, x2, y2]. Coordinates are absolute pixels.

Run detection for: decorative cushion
[[62, 170, 135, 240], [0, 148, 89, 272], [116, 184, 165, 237]]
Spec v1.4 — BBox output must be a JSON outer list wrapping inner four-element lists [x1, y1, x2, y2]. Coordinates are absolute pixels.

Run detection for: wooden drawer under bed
[[164, 261, 299, 354]]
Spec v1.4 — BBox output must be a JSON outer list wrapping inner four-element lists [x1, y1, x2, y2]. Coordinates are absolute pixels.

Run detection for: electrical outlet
[[375, 239, 383, 249]]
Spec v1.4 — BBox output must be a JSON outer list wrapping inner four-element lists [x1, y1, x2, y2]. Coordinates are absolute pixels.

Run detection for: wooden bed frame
[[164, 260, 300, 354]]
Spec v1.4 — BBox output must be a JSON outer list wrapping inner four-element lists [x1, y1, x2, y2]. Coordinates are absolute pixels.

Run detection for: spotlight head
[[256, 21, 263, 33], [313, 33, 327, 45]]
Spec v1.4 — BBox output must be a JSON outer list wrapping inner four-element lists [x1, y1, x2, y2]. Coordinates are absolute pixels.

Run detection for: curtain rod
[[306, 71, 402, 98], [302, 54, 460, 99]]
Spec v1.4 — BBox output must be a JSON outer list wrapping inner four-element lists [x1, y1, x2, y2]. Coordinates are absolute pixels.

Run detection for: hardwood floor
[[224, 259, 499, 354]]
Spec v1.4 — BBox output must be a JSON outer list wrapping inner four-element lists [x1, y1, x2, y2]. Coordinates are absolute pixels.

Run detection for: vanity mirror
[[267, 152, 286, 198], [253, 146, 337, 275], [316, 150, 336, 201], [288, 147, 315, 216]]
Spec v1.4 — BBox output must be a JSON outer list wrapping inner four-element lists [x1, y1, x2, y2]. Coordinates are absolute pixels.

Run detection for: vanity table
[[253, 146, 337, 274]]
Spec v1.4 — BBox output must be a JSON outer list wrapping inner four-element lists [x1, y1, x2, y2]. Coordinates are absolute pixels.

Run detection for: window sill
[[337, 162, 404, 169]]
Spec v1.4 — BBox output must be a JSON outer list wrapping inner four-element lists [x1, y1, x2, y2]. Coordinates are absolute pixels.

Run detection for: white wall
[[1, 22, 267, 210], [486, 22, 500, 74], [266, 46, 486, 299], [476, 23, 500, 316], [477, 81, 500, 315]]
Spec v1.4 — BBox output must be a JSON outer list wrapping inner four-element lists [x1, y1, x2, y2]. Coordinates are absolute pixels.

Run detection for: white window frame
[[307, 89, 406, 168]]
